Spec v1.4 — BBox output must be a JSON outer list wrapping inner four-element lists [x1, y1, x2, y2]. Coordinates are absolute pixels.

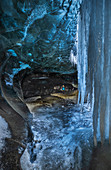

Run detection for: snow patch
[[0, 116, 11, 157]]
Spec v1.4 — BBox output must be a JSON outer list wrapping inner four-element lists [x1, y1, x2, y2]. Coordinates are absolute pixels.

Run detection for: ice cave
[[0, 0, 111, 169]]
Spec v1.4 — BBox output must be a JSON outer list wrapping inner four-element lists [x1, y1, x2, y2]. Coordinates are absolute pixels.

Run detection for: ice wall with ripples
[[77, 0, 111, 145]]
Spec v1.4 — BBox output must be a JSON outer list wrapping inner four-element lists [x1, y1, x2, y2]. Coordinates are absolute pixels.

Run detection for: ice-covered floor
[[21, 103, 93, 170], [0, 116, 11, 157]]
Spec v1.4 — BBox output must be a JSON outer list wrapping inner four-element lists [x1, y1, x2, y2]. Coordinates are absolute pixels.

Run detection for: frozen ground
[[0, 116, 11, 157], [21, 103, 93, 170]]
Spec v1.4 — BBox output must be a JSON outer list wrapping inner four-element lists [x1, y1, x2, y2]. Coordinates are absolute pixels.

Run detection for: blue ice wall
[[78, 0, 111, 145]]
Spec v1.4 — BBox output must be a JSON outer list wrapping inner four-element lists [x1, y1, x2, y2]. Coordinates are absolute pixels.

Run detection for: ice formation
[[20, 104, 92, 170], [0, 116, 11, 157], [22, 5, 47, 41], [77, 0, 111, 145]]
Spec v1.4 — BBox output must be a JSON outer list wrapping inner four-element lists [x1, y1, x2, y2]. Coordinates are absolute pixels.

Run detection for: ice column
[[77, 0, 91, 107], [78, 0, 111, 145]]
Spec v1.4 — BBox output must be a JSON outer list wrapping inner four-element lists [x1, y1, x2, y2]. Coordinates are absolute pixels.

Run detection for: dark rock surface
[[0, 96, 28, 170], [13, 70, 78, 99]]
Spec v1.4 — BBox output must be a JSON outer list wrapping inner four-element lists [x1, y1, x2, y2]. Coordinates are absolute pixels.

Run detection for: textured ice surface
[[22, 4, 47, 41], [5, 61, 30, 86], [21, 103, 93, 170], [77, 0, 91, 107], [78, 0, 111, 145], [0, 116, 11, 157]]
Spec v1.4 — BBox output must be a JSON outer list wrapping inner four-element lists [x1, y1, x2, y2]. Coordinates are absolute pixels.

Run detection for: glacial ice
[[77, 0, 111, 145], [0, 116, 11, 158], [21, 104, 92, 170], [22, 5, 47, 41]]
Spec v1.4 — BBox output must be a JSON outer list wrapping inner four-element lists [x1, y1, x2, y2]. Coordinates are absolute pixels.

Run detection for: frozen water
[[77, 0, 111, 145], [7, 49, 17, 57], [77, 0, 91, 107], [21, 103, 93, 170], [0, 116, 11, 158], [13, 61, 31, 75], [69, 49, 77, 66], [4, 61, 30, 86], [22, 5, 47, 41]]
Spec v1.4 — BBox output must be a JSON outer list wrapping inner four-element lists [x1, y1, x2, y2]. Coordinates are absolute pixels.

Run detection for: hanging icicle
[[77, 0, 111, 145]]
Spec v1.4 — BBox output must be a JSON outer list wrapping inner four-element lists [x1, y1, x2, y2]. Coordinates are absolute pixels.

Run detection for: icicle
[[70, 50, 77, 66], [77, 1, 91, 109], [79, 0, 111, 145]]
